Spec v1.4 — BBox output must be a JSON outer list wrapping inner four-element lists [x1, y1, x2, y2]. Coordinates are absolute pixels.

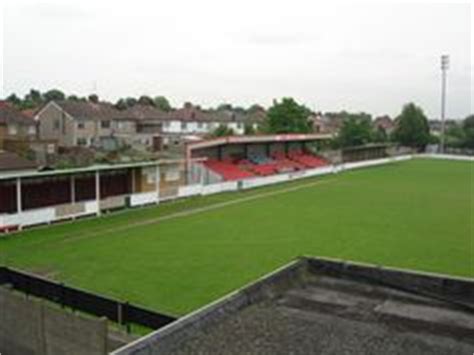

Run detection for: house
[[114, 104, 169, 151], [0, 102, 37, 149], [115, 103, 265, 151], [374, 115, 395, 134], [36, 100, 266, 152], [309, 114, 334, 134], [35, 100, 121, 147]]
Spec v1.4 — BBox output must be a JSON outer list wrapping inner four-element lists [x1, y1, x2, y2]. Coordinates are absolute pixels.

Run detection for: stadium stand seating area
[[204, 159, 255, 181], [204, 151, 328, 181]]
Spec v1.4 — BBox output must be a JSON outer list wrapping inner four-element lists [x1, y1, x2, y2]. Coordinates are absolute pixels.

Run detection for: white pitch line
[[60, 178, 339, 244]]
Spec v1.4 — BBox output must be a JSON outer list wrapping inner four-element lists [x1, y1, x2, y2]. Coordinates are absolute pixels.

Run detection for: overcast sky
[[0, 0, 472, 118]]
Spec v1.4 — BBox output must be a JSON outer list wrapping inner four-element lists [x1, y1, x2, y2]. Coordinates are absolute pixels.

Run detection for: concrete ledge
[[305, 256, 474, 306]]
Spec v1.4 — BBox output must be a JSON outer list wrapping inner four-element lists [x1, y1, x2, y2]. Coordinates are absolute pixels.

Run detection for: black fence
[[0, 266, 176, 332]]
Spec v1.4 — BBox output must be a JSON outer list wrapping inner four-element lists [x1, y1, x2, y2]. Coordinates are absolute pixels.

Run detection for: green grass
[[1, 159, 472, 316]]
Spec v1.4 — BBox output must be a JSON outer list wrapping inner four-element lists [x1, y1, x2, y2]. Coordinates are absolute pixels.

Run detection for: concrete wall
[[0, 287, 108, 355]]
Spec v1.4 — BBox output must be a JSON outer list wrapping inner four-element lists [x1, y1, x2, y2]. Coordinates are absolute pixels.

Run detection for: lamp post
[[440, 55, 449, 153]]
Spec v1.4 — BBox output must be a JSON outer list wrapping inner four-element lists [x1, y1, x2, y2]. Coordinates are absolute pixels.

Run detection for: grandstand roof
[[0, 158, 202, 181], [114, 257, 474, 355], [187, 133, 333, 151]]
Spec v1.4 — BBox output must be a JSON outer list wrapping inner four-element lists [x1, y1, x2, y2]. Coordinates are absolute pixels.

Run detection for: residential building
[[35, 100, 121, 147], [36, 100, 266, 152], [374, 115, 395, 135], [0, 102, 37, 149]]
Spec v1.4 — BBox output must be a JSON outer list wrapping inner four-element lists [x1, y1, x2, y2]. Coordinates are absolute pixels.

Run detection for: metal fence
[[0, 266, 176, 332]]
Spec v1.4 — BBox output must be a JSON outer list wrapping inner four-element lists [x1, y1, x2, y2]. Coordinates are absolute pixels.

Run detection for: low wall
[[0, 266, 176, 331], [306, 256, 474, 305], [130, 192, 158, 207], [178, 184, 203, 198], [201, 181, 239, 195], [0, 287, 108, 355], [419, 153, 474, 162]]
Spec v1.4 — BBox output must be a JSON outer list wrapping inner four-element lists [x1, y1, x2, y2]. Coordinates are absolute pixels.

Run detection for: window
[[77, 122, 85, 129], [54, 120, 60, 130], [28, 126, 36, 135], [47, 144, 55, 154], [181, 122, 187, 131], [8, 124, 18, 135], [101, 120, 111, 129], [197, 122, 203, 129]]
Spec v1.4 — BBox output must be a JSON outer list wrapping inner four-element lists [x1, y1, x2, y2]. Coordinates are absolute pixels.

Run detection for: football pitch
[[0, 159, 472, 316]]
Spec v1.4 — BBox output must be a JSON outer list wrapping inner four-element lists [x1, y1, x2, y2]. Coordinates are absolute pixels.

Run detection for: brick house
[[0, 102, 37, 149], [35, 100, 122, 147]]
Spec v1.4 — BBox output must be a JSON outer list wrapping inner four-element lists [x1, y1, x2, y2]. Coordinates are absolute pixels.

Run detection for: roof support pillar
[[16, 177, 22, 214], [95, 170, 101, 216], [70, 175, 76, 204], [155, 165, 160, 203], [131, 168, 136, 194]]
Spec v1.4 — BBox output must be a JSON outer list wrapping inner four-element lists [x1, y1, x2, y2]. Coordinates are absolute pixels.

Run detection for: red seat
[[204, 160, 255, 181]]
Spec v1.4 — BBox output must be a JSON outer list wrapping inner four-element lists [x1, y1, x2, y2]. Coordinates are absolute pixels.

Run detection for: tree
[[125, 97, 138, 108], [25, 89, 43, 104], [463, 115, 474, 149], [265, 98, 312, 133], [115, 98, 129, 110], [88, 94, 99, 103], [154, 96, 172, 111], [211, 124, 235, 137], [6, 93, 21, 106], [373, 126, 388, 143], [392, 103, 430, 150], [67, 95, 81, 101], [248, 104, 265, 114], [445, 121, 465, 148], [138, 95, 155, 106], [217, 103, 232, 111], [43, 89, 65, 102], [337, 116, 374, 147], [244, 123, 256, 135]]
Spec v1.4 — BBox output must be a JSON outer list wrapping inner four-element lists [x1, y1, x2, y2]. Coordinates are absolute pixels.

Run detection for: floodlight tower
[[440, 55, 449, 153]]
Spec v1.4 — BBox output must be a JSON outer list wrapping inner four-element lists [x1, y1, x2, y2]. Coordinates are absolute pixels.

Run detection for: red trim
[[186, 133, 332, 152]]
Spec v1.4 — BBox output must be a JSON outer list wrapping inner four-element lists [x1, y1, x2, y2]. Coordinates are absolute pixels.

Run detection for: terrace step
[[279, 280, 474, 342], [306, 276, 449, 308]]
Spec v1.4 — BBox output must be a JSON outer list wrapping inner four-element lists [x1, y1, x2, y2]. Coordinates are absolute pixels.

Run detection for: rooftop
[[0, 102, 35, 125], [114, 257, 474, 355], [186, 133, 333, 152], [53, 100, 121, 121]]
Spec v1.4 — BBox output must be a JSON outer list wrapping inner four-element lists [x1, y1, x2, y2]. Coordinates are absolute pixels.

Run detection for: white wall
[[161, 120, 245, 135], [130, 192, 159, 206]]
